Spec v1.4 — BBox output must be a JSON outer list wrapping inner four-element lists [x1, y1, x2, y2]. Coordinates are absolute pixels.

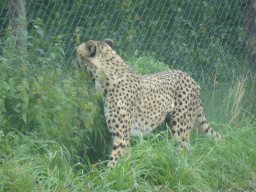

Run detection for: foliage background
[[1, 0, 247, 75], [0, 1, 255, 191]]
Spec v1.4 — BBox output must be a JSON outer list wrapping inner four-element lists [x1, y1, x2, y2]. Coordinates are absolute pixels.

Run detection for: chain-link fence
[[0, 0, 249, 83], [0, 0, 253, 167]]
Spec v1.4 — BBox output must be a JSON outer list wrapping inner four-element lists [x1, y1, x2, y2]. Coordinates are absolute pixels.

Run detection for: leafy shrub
[[0, 20, 106, 164], [126, 51, 170, 75]]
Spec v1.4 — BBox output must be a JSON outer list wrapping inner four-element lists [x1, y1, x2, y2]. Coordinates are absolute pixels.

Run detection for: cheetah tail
[[195, 101, 221, 139]]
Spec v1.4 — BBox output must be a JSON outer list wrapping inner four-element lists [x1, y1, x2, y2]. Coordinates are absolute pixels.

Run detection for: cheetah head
[[76, 39, 113, 76]]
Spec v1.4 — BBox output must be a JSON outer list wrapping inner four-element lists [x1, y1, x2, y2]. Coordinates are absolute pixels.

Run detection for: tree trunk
[[9, 0, 27, 53]]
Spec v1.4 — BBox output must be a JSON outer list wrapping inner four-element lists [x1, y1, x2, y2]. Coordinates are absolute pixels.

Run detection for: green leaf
[[58, 47, 65, 56], [50, 53, 56, 59], [22, 112, 27, 124]]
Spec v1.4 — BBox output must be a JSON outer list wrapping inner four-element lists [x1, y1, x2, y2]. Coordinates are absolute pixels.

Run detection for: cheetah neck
[[94, 53, 140, 87]]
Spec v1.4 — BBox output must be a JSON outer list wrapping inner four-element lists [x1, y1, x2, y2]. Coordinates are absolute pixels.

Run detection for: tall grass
[[1, 117, 256, 191], [201, 76, 250, 126]]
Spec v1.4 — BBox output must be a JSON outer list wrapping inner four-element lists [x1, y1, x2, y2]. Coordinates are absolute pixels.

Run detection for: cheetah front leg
[[106, 113, 131, 168], [107, 136, 130, 168]]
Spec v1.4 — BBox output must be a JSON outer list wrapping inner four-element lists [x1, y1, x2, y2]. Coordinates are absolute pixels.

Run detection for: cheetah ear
[[104, 39, 113, 48]]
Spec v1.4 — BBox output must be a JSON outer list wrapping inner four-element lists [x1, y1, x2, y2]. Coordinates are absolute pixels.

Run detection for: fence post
[[9, 0, 27, 53]]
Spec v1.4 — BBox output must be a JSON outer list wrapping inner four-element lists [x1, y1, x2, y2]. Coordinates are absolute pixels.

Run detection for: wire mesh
[[0, 0, 248, 83]]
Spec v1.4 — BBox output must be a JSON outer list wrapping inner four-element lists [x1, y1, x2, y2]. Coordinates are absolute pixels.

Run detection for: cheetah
[[77, 39, 221, 168]]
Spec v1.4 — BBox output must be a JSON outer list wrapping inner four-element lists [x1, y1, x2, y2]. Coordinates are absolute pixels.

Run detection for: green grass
[[83, 121, 256, 191], [1, 118, 256, 191], [200, 76, 249, 125]]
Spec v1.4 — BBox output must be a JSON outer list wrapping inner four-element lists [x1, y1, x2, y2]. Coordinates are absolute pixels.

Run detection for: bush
[[126, 51, 170, 74], [0, 20, 105, 165]]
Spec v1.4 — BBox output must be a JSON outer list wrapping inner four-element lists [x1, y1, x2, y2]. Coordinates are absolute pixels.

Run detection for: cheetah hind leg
[[195, 101, 221, 139], [167, 113, 194, 151]]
